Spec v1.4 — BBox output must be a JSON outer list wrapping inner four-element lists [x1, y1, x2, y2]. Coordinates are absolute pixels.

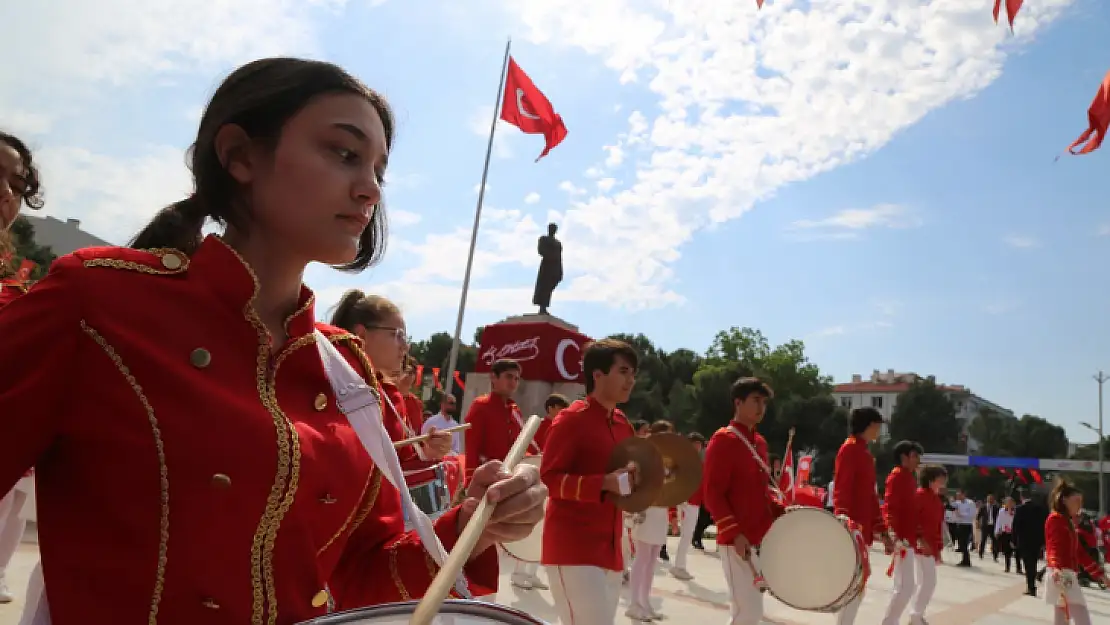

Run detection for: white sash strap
[[314, 331, 469, 599], [379, 386, 427, 461], [727, 425, 786, 501]]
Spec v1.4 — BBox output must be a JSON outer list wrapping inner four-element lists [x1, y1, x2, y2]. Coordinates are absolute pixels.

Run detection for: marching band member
[[463, 358, 539, 484], [911, 465, 948, 625], [832, 406, 894, 625], [540, 339, 639, 625], [670, 431, 705, 580], [880, 440, 923, 625], [1044, 480, 1104, 625], [510, 392, 569, 591], [0, 57, 547, 624], [703, 377, 783, 625], [0, 130, 43, 603], [329, 290, 452, 463], [627, 420, 675, 621]]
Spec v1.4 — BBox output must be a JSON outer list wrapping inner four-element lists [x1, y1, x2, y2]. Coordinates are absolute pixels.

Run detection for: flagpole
[[443, 38, 512, 398]]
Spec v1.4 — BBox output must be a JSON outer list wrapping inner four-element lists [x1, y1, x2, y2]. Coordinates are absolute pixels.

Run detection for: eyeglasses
[[367, 325, 408, 343]]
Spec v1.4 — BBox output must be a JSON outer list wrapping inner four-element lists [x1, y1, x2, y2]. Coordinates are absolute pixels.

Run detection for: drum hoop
[[300, 599, 544, 624], [761, 507, 868, 613]]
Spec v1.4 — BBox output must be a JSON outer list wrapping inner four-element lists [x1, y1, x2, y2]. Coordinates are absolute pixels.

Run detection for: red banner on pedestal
[[476, 322, 593, 383]]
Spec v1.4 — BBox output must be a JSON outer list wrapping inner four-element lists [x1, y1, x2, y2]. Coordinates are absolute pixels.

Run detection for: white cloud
[[1003, 234, 1041, 248], [405, 0, 1072, 310], [597, 178, 617, 192], [473, 182, 492, 195], [524, 192, 541, 204], [469, 105, 515, 159], [391, 209, 423, 227], [788, 203, 921, 240], [558, 180, 587, 196]]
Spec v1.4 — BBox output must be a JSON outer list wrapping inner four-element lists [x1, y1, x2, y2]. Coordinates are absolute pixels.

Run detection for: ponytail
[[130, 196, 207, 253], [329, 289, 400, 332], [330, 289, 368, 331]]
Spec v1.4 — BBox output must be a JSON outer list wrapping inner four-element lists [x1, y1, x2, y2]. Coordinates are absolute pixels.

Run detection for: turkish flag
[[1029, 469, 1044, 484], [993, 0, 1024, 31], [778, 442, 794, 503], [16, 259, 36, 282], [1066, 70, 1110, 156], [500, 57, 568, 161]]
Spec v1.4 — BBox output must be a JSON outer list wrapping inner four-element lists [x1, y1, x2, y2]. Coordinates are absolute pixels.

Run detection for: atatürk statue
[[533, 222, 563, 315]]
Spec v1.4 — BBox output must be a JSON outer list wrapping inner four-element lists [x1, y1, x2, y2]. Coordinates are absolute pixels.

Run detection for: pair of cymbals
[[607, 433, 704, 512]]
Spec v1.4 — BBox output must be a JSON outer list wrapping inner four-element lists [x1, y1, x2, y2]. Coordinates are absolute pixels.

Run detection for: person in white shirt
[[421, 394, 462, 454], [953, 490, 976, 567], [995, 497, 1017, 573]]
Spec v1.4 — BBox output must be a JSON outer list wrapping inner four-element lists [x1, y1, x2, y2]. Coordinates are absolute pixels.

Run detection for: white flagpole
[[443, 38, 512, 398]]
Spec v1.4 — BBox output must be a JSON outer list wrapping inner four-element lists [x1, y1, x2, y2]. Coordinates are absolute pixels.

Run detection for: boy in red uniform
[[911, 465, 947, 625], [833, 406, 895, 625], [880, 440, 923, 625], [463, 359, 540, 484], [703, 377, 782, 625], [540, 339, 639, 625]]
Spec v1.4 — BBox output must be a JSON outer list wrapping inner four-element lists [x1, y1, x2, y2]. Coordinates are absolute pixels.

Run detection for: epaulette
[[320, 325, 377, 380], [74, 246, 189, 276]]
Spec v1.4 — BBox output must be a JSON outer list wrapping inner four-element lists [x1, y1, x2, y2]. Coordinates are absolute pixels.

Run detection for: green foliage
[[5, 217, 56, 280], [968, 410, 1070, 459], [888, 377, 961, 454]]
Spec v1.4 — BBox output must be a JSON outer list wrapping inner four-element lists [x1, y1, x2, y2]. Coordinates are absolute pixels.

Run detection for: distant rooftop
[[21, 215, 111, 256], [833, 369, 967, 394]]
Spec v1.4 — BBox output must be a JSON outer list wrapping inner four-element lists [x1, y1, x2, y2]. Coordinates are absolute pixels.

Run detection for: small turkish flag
[[16, 259, 35, 282], [993, 0, 1024, 31], [500, 57, 568, 161], [1066, 70, 1110, 156]]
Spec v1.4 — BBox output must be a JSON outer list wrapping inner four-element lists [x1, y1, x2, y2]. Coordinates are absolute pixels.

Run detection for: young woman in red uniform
[[703, 377, 783, 625], [832, 406, 895, 625], [0, 131, 44, 604], [910, 465, 947, 624], [1044, 480, 1104, 625], [880, 440, 922, 625], [0, 58, 546, 625], [540, 338, 639, 625]]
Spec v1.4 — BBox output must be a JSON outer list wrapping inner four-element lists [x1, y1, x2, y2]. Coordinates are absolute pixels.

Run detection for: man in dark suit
[[977, 494, 1000, 560], [1012, 492, 1049, 597]]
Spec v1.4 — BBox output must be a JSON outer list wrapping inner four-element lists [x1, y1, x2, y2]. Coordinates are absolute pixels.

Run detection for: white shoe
[[624, 606, 653, 621], [0, 578, 12, 604], [648, 606, 666, 620], [510, 573, 533, 590], [669, 566, 693, 581], [528, 574, 549, 590]]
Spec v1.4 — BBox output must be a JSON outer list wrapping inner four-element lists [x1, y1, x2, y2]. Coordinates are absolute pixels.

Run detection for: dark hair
[[330, 289, 401, 332], [0, 132, 44, 271], [892, 440, 924, 466], [648, 420, 674, 435], [769, 453, 782, 465], [1049, 478, 1082, 517], [850, 407, 884, 435], [919, 464, 947, 488], [545, 393, 569, 410], [491, 359, 521, 377], [130, 57, 393, 272], [731, 377, 773, 403], [687, 432, 705, 444], [582, 338, 639, 394]]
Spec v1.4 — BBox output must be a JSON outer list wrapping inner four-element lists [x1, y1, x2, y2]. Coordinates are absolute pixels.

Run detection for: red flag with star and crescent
[[500, 57, 568, 162]]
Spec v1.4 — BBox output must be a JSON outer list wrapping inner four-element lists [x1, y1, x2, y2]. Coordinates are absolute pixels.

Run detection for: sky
[[4, 0, 1110, 446]]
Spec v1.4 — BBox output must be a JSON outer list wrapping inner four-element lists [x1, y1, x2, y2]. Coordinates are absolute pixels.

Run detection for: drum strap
[[727, 425, 787, 501], [315, 331, 470, 599]]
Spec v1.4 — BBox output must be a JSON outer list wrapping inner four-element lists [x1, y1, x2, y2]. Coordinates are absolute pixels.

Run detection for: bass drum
[[499, 456, 544, 563], [298, 600, 547, 624], [757, 506, 869, 612]]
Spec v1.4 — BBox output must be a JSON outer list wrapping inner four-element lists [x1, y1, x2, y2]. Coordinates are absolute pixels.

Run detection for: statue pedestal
[[461, 313, 591, 422]]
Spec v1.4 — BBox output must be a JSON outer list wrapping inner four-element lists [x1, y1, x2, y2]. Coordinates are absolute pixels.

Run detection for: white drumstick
[[393, 423, 471, 448], [409, 415, 544, 625]]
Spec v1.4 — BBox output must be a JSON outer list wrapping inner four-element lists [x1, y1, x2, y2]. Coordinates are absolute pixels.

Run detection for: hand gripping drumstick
[[393, 423, 472, 449], [409, 414, 544, 625]]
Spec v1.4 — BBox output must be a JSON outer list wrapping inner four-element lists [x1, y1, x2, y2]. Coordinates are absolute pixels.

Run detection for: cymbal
[[648, 432, 704, 507], [607, 436, 665, 513]]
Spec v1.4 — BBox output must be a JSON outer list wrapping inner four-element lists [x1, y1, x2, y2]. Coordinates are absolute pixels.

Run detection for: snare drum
[[298, 600, 547, 624], [757, 506, 869, 612], [404, 462, 452, 520], [499, 456, 544, 563]]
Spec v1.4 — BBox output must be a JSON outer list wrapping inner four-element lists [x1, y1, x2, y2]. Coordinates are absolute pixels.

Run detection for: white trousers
[[674, 503, 699, 570], [513, 560, 539, 579], [910, 556, 937, 619], [0, 488, 27, 577], [881, 550, 916, 625], [721, 545, 763, 625], [546, 565, 622, 625], [836, 592, 863, 625]]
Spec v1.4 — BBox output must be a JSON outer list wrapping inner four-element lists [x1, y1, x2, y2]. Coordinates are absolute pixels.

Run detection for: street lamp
[[1081, 372, 1105, 519]]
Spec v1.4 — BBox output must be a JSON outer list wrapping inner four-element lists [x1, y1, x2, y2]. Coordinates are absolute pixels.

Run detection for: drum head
[[759, 507, 861, 611], [501, 456, 544, 563], [300, 599, 546, 624]]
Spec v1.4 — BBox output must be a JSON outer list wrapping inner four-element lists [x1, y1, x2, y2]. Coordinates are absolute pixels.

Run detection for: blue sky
[[4, 0, 1110, 444]]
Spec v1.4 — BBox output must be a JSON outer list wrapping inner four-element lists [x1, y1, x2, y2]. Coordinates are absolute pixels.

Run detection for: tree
[[1007, 415, 1069, 459], [968, 407, 1017, 456], [888, 377, 961, 454], [5, 216, 55, 280]]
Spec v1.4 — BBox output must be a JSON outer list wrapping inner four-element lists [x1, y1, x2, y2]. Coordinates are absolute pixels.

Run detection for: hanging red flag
[[1066, 69, 1110, 156], [979, 467, 991, 476], [453, 370, 466, 391], [431, 367, 442, 389], [1029, 469, 1044, 484], [1015, 469, 1029, 484], [414, 364, 424, 388], [998, 468, 1010, 476], [993, 0, 1024, 31], [757, 0, 764, 8], [500, 57, 568, 162]]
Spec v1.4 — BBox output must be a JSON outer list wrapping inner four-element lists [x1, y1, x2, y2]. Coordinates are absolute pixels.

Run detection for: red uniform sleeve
[[0, 256, 82, 493], [883, 471, 915, 542], [702, 434, 739, 540], [463, 401, 485, 483], [832, 444, 854, 518], [540, 415, 606, 503], [404, 394, 425, 433]]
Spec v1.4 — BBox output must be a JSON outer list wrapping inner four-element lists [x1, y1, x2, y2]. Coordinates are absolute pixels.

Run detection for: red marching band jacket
[[463, 393, 537, 484], [914, 487, 944, 559], [539, 398, 634, 571], [883, 467, 917, 543], [0, 238, 498, 625], [1045, 512, 1104, 581], [703, 422, 784, 547], [0, 281, 32, 479], [378, 376, 464, 503], [833, 436, 885, 544]]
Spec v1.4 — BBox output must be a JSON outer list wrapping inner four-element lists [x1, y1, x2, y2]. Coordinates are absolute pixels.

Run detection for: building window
[[839, 397, 852, 409], [871, 396, 883, 409]]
